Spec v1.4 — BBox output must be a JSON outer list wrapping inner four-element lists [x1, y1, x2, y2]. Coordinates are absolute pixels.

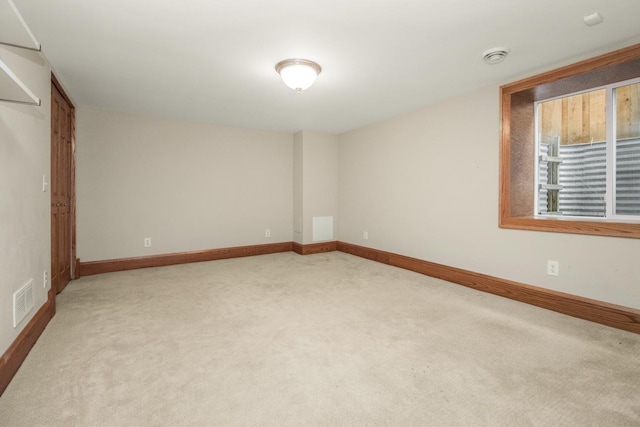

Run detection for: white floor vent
[[13, 279, 34, 327]]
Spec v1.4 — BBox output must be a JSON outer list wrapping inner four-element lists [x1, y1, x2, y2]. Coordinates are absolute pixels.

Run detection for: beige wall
[[338, 85, 640, 309], [4, 46, 639, 361], [293, 131, 339, 244], [0, 45, 51, 356], [293, 132, 303, 242], [76, 107, 293, 262]]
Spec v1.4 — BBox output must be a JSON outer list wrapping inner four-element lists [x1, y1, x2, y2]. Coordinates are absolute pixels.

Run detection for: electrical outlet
[[144, 237, 152, 248], [265, 229, 271, 238], [43, 271, 49, 289], [363, 231, 368, 240], [547, 260, 559, 276]]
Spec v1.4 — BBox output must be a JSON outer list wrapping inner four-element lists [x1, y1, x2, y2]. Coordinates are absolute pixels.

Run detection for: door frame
[[50, 73, 77, 316]]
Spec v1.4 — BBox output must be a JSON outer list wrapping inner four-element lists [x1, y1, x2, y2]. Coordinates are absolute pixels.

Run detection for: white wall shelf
[[0, 58, 41, 105], [0, 0, 41, 105], [0, 0, 41, 51]]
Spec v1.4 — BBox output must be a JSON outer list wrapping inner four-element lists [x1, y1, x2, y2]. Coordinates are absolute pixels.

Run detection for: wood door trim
[[51, 74, 77, 288], [69, 96, 78, 279], [51, 73, 74, 109], [337, 241, 640, 334]]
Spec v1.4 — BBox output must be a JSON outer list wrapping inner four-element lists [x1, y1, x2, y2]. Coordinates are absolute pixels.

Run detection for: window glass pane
[[615, 82, 640, 216], [538, 89, 606, 217]]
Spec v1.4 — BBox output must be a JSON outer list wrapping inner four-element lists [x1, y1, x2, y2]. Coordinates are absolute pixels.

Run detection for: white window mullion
[[534, 103, 541, 215], [605, 86, 615, 218]]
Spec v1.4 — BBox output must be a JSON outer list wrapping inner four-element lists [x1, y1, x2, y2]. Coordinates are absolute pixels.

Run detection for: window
[[535, 80, 640, 219], [499, 44, 640, 238]]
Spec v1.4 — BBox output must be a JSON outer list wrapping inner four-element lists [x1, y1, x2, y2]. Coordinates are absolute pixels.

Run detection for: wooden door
[[51, 79, 74, 294]]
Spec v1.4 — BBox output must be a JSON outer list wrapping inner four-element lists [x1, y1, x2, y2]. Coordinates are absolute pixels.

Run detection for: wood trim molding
[[79, 242, 293, 276], [337, 241, 640, 334], [292, 241, 337, 255], [0, 298, 52, 396], [80, 240, 339, 276], [51, 72, 78, 282], [72, 258, 80, 280], [51, 73, 74, 108], [48, 286, 56, 319]]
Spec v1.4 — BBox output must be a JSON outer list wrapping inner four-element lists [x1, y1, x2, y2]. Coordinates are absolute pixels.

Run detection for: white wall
[[0, 45, 51, 356], [293, 132, 303, 243], [338, 85, 640, 309], [293, 131, 339, 244], [76, 107, 293, 262]]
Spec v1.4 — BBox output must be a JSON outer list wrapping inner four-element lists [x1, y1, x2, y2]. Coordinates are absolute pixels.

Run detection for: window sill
[[499, 215, 640, 239]]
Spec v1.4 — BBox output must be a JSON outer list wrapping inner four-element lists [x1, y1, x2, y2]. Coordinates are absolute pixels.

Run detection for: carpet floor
[[0, 251, 639, 426]]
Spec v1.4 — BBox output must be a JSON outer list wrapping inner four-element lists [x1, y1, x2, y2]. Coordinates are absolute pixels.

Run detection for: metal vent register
[[13, 279, 34, 327]]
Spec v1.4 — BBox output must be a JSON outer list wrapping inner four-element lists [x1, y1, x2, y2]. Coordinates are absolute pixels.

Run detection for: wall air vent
[[13, 279, 34, 327]]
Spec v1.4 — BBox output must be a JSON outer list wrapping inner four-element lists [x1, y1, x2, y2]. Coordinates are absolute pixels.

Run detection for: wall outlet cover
[[547, 260, 559, 276]]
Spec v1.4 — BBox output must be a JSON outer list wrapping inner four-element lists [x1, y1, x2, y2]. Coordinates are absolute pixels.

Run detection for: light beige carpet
[[1, 251, 639, 426]]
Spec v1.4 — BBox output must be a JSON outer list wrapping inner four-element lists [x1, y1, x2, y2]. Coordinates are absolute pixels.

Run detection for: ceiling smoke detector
[[583, 12, 603, 27], [482, 47, 510, 65]]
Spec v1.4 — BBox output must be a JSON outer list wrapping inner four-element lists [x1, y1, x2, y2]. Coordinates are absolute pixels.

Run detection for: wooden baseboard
[[0, 297, 53, 396], [337, 241, 640, 334], [79, 242, 293, 276], [72, 257, 80, 280], [292, 241, 337, 255]]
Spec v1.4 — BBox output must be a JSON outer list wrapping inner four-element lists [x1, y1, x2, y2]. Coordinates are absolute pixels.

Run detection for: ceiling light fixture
[[482, 47, 510, 65], [275, 59, 322, 93]]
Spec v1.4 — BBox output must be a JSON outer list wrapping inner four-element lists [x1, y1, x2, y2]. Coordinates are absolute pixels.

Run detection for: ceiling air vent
[[482, 47, 510, 65]]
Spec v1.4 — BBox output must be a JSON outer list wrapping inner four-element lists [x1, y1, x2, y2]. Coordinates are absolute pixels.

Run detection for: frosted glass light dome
[[275, 59, 322, 93]]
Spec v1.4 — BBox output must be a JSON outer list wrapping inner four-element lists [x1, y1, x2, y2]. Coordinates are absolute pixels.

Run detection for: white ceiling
[[12, 0, 640, 134]]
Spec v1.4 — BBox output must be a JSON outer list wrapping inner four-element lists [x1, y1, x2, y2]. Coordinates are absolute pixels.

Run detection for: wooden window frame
[[499, 43, 640, 239]]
